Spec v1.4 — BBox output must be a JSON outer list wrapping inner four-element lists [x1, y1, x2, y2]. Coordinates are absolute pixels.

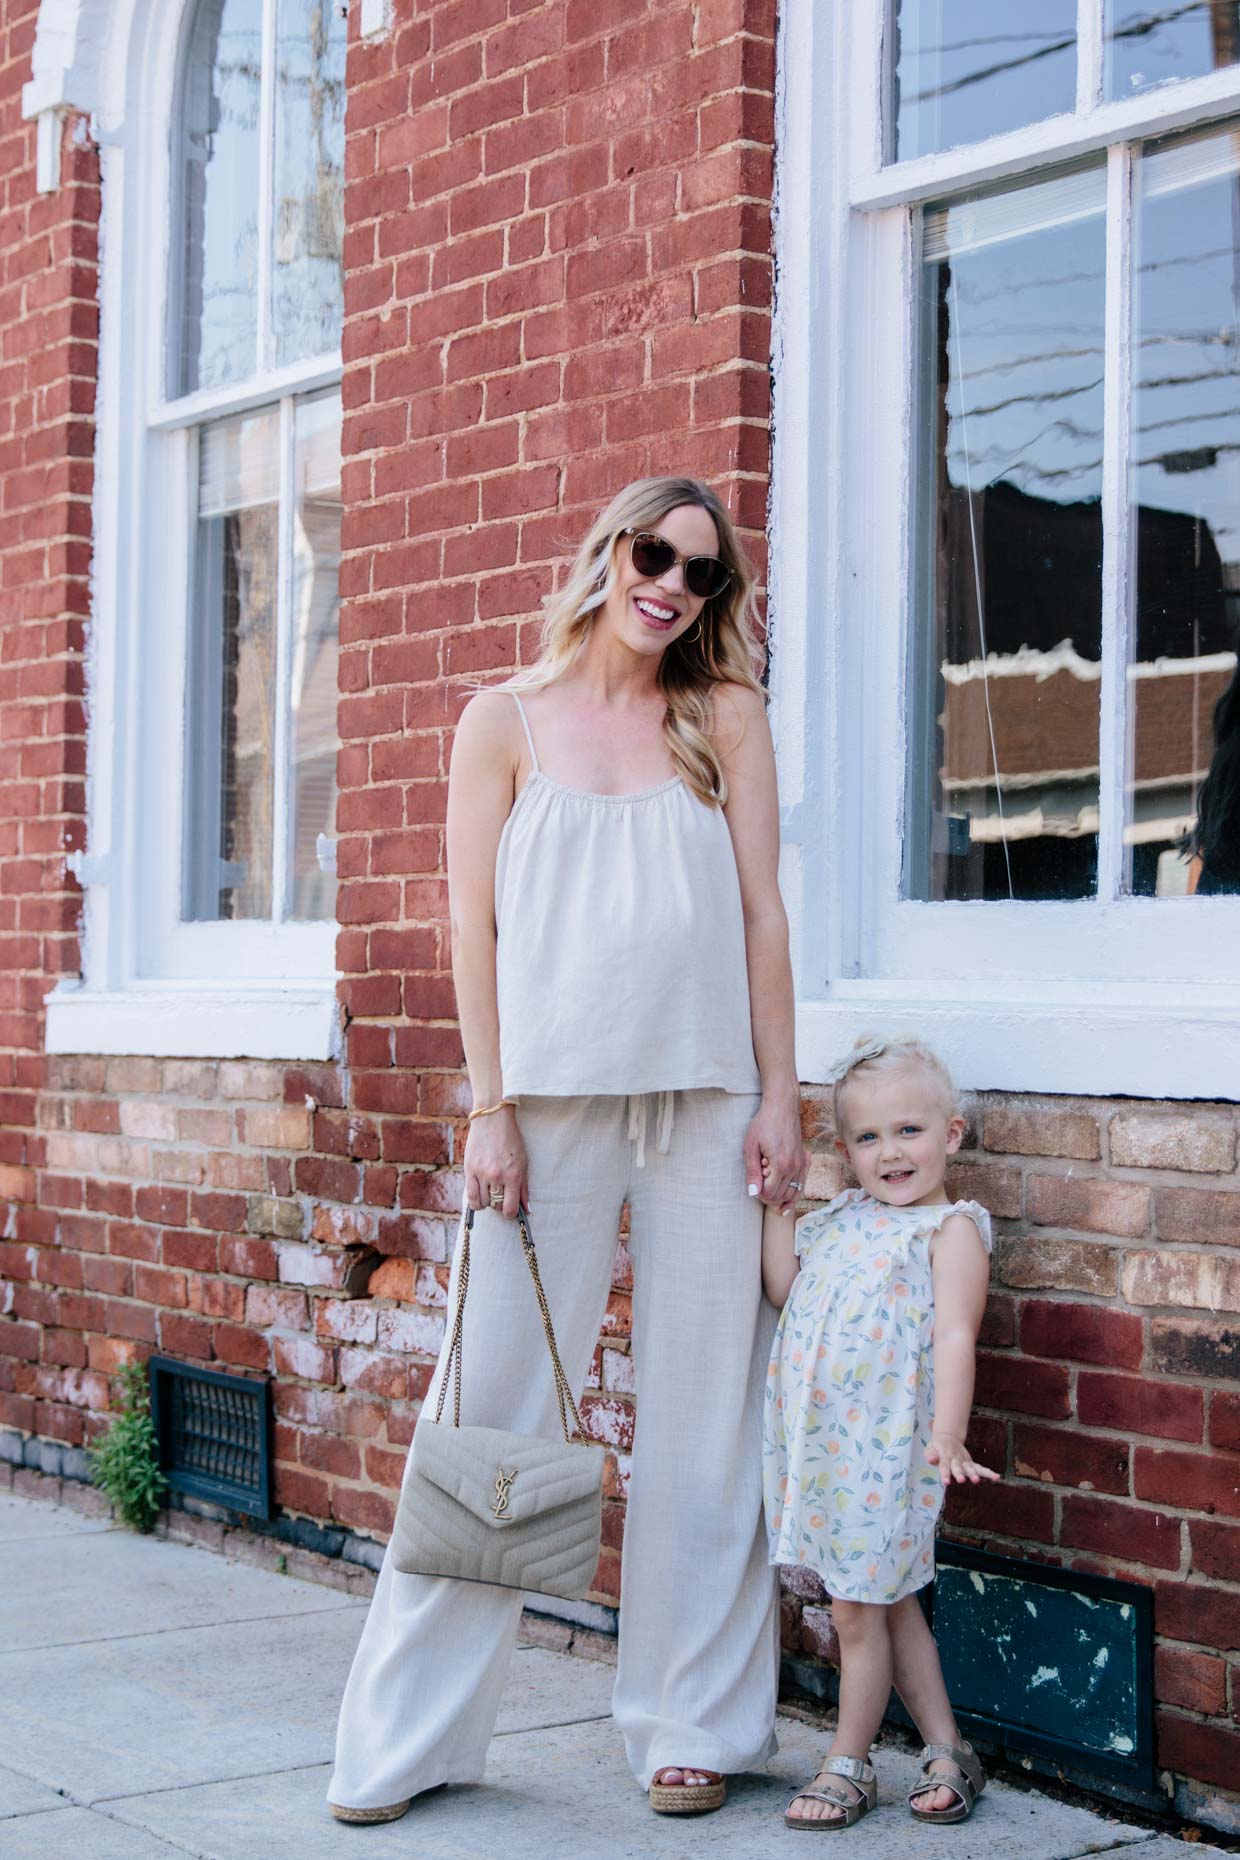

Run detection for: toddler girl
[[762, 1035, 998, 1832]]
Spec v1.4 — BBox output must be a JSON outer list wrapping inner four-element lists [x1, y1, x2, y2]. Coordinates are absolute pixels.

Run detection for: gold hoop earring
[[683, 618, 703, 645]]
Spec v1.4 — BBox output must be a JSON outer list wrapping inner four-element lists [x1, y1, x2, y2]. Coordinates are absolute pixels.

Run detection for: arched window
[[43, 0, 347, 1059], [177, 0, 345, 926]]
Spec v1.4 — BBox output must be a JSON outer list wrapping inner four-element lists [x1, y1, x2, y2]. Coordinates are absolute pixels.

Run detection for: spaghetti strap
[[510, 692, 541, 773]]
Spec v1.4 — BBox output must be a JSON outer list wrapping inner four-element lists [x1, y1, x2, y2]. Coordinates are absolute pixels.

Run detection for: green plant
[[88, 1359, 167, 1532]]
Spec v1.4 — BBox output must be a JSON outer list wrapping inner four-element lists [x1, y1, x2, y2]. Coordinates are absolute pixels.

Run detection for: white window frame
[[771, 1, 1240, 1100], [33, 0, 342, 1060]]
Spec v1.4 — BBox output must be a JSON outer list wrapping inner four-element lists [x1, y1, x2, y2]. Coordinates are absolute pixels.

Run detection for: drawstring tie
[[626, 1091, 675, 1168]]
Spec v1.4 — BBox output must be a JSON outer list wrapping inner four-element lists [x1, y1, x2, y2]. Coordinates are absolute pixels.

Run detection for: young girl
[[762, 1035, 999, 1832]]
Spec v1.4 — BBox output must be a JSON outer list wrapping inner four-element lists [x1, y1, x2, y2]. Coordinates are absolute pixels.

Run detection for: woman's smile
[[633, 593, 680, 629]]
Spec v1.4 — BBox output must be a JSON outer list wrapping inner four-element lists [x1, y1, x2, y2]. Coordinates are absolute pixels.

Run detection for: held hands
[[743, 1093, 808, 1216], [927, 1428, 1000, 1487], [464, 1105, 528, 1220]]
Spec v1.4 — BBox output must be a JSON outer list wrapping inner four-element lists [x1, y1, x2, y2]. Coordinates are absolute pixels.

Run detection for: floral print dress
[[763, 1188, 992, 1604]]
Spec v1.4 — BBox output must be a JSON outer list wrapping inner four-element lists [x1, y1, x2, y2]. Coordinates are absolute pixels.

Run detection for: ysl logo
[[491, 1467, 517, 1518]]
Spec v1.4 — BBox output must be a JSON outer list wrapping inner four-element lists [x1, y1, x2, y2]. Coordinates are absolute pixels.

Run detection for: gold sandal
[[785, 1755, 877, 1831], [649, 1767, 726, 1815], [328, 1798, 412, 1825], [907, 1741, 985, 1822]]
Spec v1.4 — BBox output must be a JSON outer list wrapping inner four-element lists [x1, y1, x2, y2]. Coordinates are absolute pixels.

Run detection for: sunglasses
[[623, 528, 733, 602]]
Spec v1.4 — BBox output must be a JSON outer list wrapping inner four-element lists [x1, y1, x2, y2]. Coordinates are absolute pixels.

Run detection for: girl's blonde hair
[[508, 476, 764, 805], [830, 1034, 958, 1128]]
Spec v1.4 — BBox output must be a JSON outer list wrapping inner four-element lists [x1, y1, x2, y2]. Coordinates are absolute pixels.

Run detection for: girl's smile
[[835, 1070, 966, 1208]]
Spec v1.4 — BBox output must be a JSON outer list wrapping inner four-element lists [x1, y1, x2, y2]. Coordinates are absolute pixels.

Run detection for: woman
[[328, 475, 806, 1823]]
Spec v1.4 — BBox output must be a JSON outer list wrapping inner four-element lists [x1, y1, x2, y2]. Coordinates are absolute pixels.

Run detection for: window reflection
[[273, 0, 346, 368], [288, 395, 341, 920], [1129, 124, 1240, 896], [892, 0, 1077, 162], [185, 411, 280, 922], [1106, 1, 1240, 100], [909, 168, 1108, 901], [179, 0, 261, 394]]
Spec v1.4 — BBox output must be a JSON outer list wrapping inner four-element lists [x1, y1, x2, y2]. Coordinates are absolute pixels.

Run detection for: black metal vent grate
[[149, 1356, 272, 1519], [931, 1542, 1154, 1791]]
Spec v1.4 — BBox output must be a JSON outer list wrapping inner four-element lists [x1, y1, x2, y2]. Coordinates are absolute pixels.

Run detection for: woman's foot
[[649, 1767, 726, 1815], [328, 1799, 411, 1825]]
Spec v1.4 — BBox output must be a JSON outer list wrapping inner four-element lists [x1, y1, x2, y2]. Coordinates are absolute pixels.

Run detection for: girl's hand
[[743, 1093, 807, 1215], [927, 1430, 1000, 1486], [464, 1106, 528, 1219]]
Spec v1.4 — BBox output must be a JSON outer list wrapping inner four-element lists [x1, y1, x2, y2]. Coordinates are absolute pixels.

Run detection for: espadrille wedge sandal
[[649, 1767, 726, 1815], [785, 1755, 877, 1831], [907, 1741, 985, 1823], [328, 1798, 412, 1825]]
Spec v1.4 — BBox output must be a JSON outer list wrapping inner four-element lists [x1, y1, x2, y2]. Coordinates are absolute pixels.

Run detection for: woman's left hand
[[743, 1093, 807, 1215]]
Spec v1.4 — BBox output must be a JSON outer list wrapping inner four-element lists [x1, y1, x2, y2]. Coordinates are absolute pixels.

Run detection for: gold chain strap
[[434, 1206, 587, 1447]]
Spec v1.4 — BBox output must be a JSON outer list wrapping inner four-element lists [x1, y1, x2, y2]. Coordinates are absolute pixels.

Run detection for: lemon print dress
[[763, 1188, 992, 1603]]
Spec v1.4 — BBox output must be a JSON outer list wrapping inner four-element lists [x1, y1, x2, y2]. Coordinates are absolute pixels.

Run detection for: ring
[[789, 1180, 802, 1192], [489, 1189, 504, 1207]]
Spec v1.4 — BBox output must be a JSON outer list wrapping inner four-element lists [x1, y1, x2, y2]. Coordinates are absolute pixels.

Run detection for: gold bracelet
[[467, 1098, 516, 1121]]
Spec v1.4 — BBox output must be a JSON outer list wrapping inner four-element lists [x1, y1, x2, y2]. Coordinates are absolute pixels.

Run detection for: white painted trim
[[23, 0, 112, 121], [852, 63, 1240, 209], [359, 0, 392, 42], [797, 991, 1240, 1101], [148, 356, 342, 431], [35, 107, 62, 191], [1097, 141, 1134, 902], [44, 981, 340, 1060], [1076, 0, 1104, 116]]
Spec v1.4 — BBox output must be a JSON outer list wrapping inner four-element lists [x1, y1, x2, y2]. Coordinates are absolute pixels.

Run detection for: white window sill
[[44, 982, 340, 1062], [797, 985, 1240, 1102]]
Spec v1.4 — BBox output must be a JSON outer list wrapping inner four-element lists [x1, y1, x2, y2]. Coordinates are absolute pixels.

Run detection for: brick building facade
[[1, 0, 1238, 1836]]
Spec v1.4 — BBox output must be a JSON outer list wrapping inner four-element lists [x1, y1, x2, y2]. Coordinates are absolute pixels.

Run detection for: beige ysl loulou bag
[[391, 1206, 606, 1600]]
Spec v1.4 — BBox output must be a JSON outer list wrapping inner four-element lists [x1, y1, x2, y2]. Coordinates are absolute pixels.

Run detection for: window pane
[[1106, 1, 1240, 100], [179, 0, 261, 394], [892, 0, 1078, 162], [908, 167, 1108, 902], [273, 0, 347, 368], [1128, 125, 1240, 897], [287, 394, 341, 920], [185, 411, 280, 921]]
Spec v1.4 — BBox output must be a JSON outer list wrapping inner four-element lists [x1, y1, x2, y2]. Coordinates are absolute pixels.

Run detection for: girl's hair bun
[[829, 1033, 957, 1120]]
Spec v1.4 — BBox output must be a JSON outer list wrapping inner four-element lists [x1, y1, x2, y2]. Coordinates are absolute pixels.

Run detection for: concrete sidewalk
[[0, 1489, 1219, 1860]]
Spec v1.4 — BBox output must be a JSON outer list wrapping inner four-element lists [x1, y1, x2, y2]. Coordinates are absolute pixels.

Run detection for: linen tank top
[[494, 694, 760, 1098]]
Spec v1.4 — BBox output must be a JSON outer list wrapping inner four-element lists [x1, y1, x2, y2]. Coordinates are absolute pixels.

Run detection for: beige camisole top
[[494, 694, 760, 1099]]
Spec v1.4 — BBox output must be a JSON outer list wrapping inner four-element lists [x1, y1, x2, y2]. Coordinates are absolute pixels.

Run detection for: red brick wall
[[0, 0, 98, 1450], [0, 0, 777, 1591], [0, 0, 1239, 1832]]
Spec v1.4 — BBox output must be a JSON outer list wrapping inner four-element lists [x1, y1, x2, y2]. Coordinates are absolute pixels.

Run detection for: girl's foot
[[785, 1755, 877, 1829], [907, 1742, 985, 1822], [909, 1761, 961, 1814]]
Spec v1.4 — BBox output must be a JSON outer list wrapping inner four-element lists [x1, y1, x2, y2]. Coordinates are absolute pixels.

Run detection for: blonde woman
[[328, 476, 806, 1824]]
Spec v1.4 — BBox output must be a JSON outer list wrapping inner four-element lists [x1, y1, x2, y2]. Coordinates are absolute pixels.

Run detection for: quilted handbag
[[390, 1205, 605, 1600]]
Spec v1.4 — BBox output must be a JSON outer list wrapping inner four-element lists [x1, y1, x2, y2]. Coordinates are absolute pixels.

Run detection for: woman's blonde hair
[[830, 1034, 958, 1128], [508, 476, 764, 805]]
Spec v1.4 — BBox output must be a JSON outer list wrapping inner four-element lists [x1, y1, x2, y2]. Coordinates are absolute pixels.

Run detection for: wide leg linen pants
[[328, 1089, 778, 1810]]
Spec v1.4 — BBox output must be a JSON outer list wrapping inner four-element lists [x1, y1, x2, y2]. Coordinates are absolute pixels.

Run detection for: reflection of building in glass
[[935, 482, 1236, 898]]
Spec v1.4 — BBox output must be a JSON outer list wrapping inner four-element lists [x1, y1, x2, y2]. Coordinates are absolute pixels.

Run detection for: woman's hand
[[743, 1092, 807, 1215], [927, 1429, 1000, 1486], [464, 1106, 528, 1219]]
